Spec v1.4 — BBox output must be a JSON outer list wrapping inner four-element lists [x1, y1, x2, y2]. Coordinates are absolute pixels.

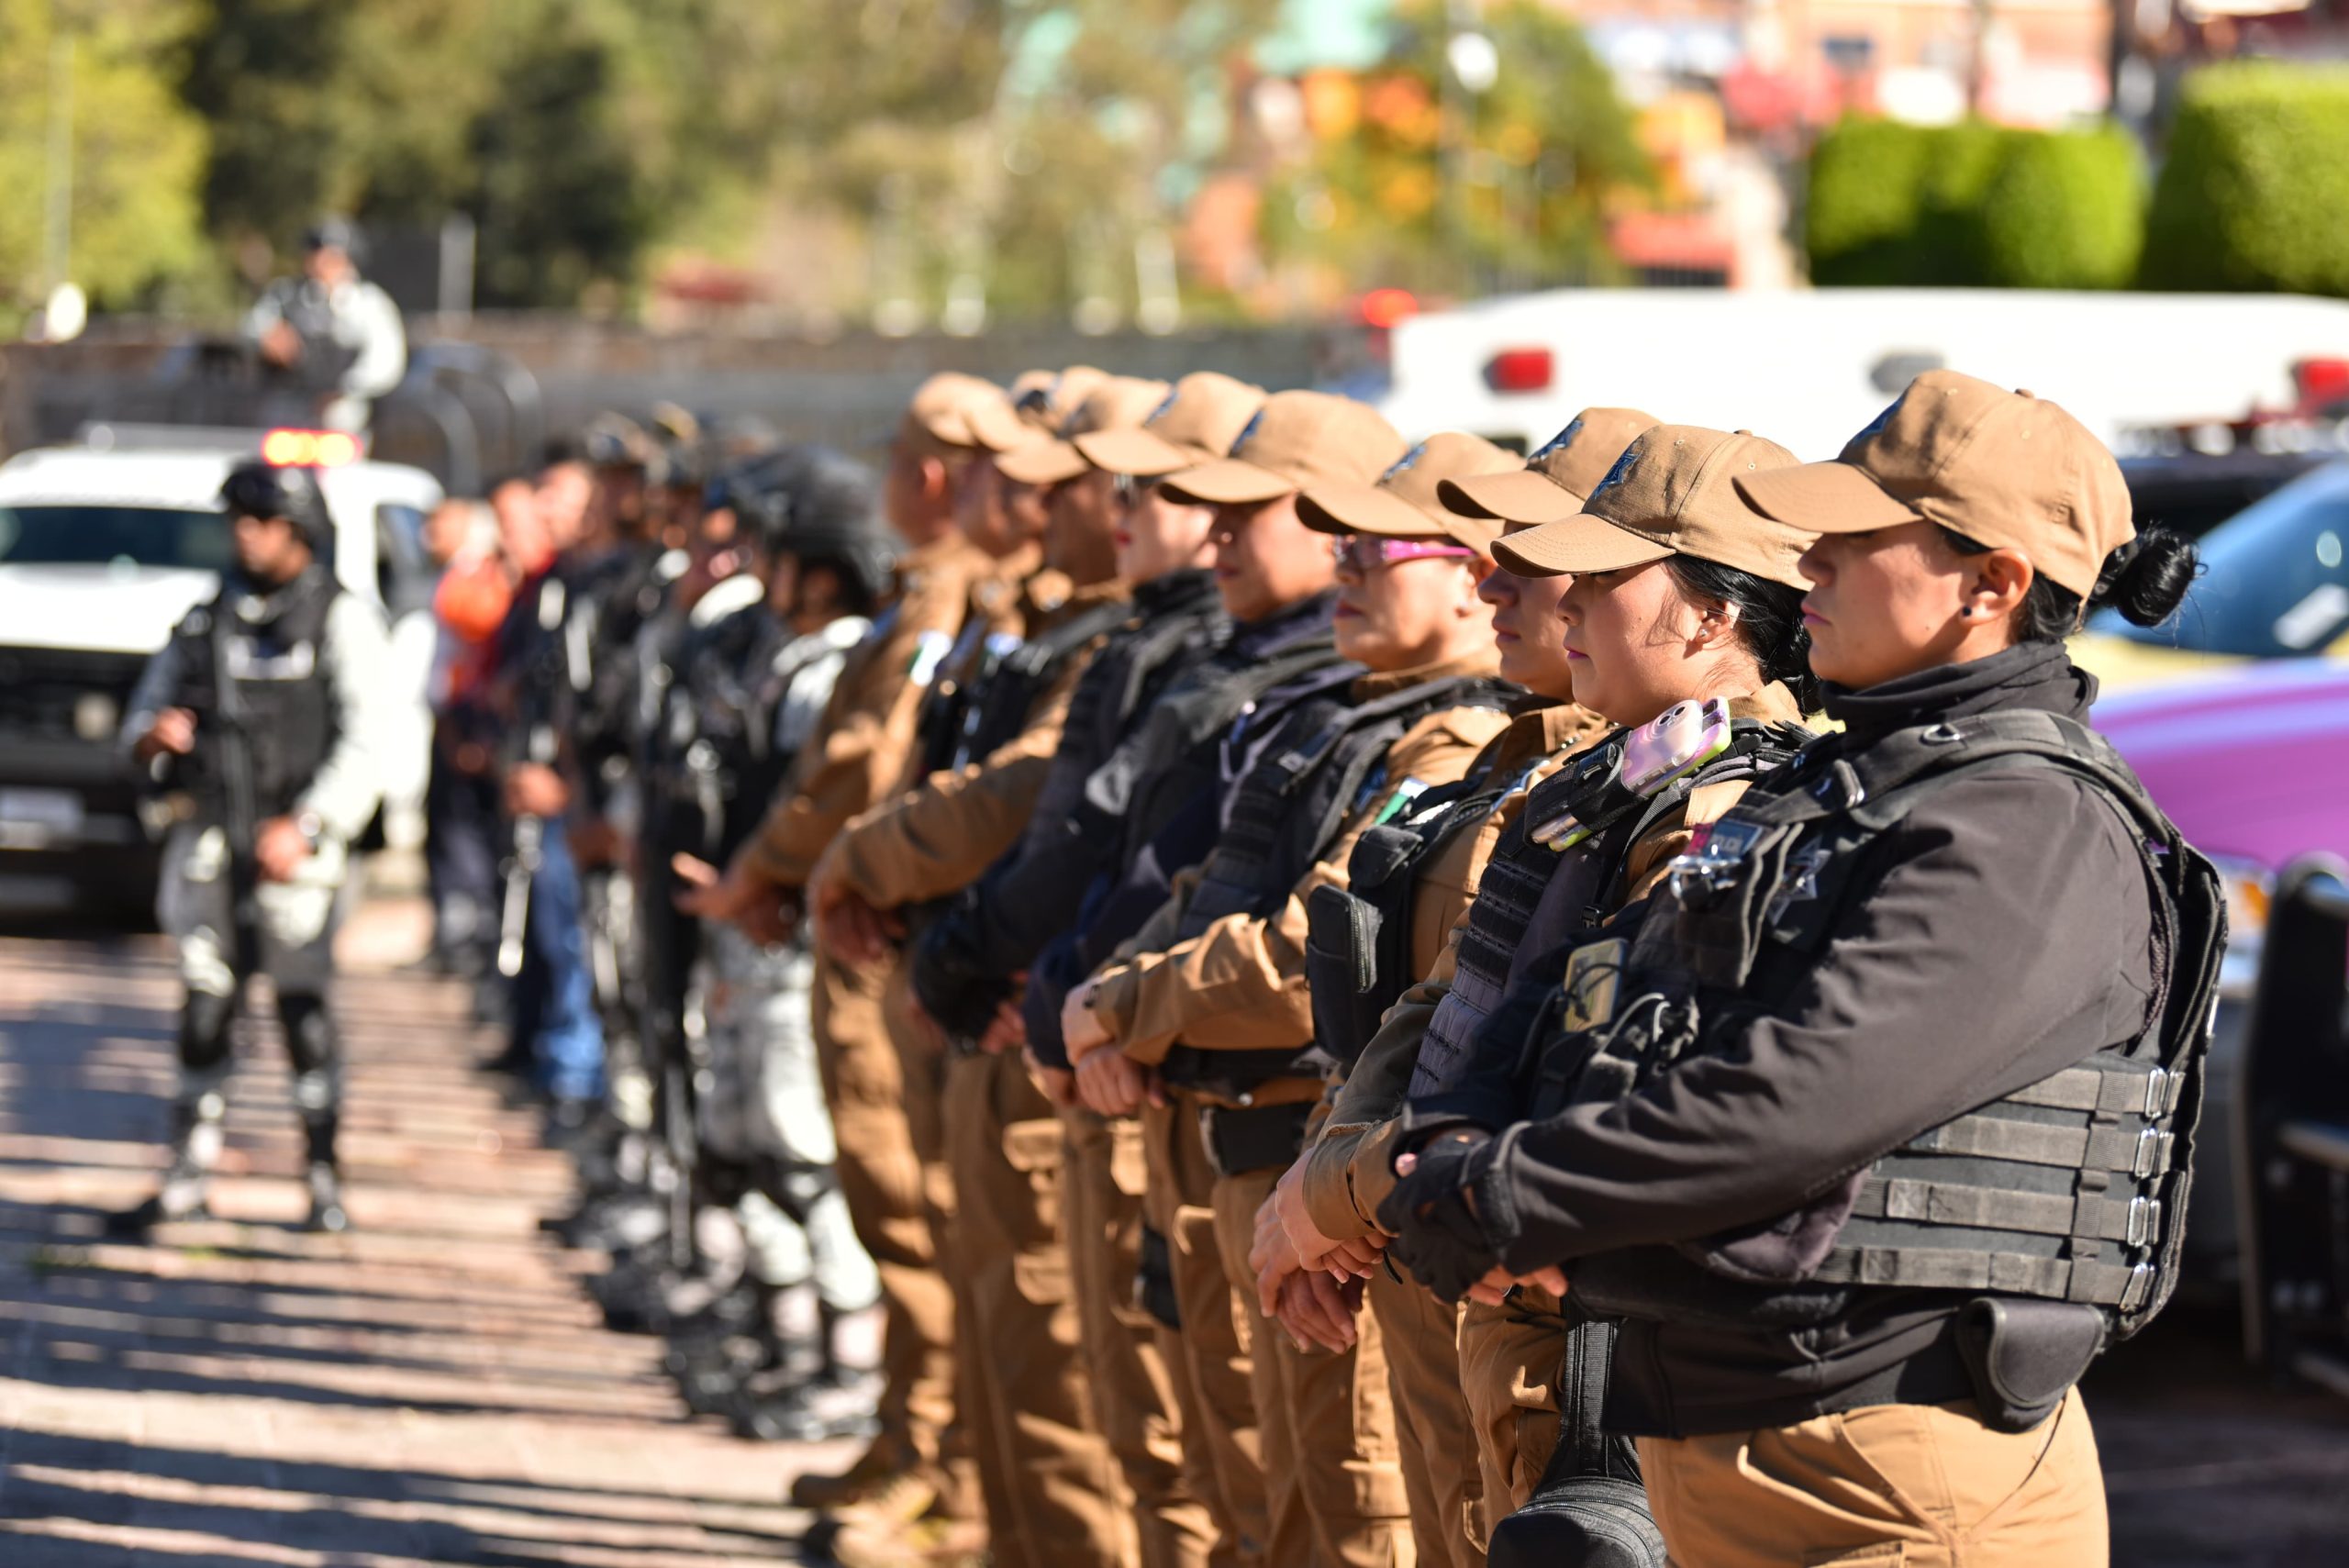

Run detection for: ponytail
[[1664, 557, 1824, 714], [1943, 528, 2198, 642]]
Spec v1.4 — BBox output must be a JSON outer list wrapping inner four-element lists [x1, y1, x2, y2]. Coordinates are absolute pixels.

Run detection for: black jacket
[[1468, 643, 2162, 1436]]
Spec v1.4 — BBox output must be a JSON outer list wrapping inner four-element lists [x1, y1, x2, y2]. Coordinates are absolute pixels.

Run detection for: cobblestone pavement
[[0, 908, 846, 1566]]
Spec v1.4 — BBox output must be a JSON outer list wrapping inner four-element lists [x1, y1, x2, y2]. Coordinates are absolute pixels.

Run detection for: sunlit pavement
[[0, 896, 844, 1566]]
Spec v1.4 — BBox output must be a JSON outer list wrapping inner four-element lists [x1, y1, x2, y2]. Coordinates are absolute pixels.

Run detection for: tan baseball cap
[[1076, 372, 1269, 478], [1735, 371, 2132, 598], [1492, 425, 1814, 588], [1160, 390, 1408, 506], [898, 372, 1001, 455], [1440, 406, 1660, 525], [1298, 431, 1520, 552], [996, 375, 1174, 486]]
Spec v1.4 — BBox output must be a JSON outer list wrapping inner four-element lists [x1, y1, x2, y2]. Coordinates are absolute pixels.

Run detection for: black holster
[[1486, 1313, 1664, 1568], [1954, 1296, 2107, 1434]]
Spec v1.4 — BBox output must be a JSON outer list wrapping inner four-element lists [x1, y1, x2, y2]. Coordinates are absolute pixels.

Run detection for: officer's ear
[[1687, 592, 1742, 653], [1960, 547, 2033, 632], [919, 455, 952, 503]]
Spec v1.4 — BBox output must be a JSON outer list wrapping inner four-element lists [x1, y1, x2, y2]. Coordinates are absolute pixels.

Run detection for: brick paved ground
[[0, 906, 847, 1566]]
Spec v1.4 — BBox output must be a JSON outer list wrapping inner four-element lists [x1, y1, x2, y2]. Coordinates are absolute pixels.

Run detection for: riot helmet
[[220, 459, 332, 550], [755, 445, 892, 613]]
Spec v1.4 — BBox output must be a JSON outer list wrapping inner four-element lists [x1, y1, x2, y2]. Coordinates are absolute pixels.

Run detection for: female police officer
[[1382, 373, 2216, 1568], [1264, 421, 1819, 1560]]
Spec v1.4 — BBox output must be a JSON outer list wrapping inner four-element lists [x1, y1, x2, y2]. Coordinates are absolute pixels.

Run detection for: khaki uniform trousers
[[1454, 1284, 1571, 1533], [1142, 1095, 1271, 1567], [1208, 1159, 1415, 1568], [1636, 1391, 2108, 1568], [1063, 1106, 1220, 1568], [1367, 1267, 1484, 1567], [941, 1050, 1132, 1568], [810, 947, 958, 1492]]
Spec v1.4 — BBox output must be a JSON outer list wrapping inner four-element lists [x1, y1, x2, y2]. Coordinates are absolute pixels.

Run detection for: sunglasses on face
[[1331, 534, 1479, 572]]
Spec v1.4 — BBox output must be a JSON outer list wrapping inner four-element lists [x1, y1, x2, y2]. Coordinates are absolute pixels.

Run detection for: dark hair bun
[[2093, 528, 2196, 628]]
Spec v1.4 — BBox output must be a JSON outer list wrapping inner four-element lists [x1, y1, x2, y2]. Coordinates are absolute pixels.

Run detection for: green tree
[[1262, 0, 1651, 298], [0, 0, 211, 322]]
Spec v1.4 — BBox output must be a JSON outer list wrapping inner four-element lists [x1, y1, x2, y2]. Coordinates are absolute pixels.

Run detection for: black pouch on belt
[[1200, 1101, 1315, 1178], [1954, 1296, 2108, 1434], [1136, 1224, 1181, 1329]]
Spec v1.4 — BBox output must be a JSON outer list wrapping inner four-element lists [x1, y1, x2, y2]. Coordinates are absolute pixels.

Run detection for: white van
[[1376, 288, 2349, 459]]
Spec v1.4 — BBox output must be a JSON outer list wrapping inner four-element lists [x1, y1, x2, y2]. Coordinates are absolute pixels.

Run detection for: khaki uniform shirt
[[739, 533, 993, 889], [1086, 650, 1515, 1091], [1300, 681, 1807, 1241], [818, 574, 1129, 910]]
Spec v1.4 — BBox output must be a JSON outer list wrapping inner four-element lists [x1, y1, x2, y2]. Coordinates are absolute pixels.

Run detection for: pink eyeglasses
[[1332, 535, 1480, 572]]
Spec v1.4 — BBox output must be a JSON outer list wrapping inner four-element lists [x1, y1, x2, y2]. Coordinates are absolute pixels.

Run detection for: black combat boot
[[109, 1089, 225, 1237]]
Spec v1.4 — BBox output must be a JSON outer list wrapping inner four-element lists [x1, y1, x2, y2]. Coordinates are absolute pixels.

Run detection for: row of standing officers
[[127, 357, 2221, 1568]]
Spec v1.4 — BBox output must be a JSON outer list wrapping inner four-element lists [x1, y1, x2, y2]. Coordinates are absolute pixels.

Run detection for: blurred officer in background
[[908, 371, 1268, 1568], [242, 217, 406, 433], [804, 375, 1175, 1568], [114, 460, 395, 1235], [688, 373, 1008, 1530], [1383, 373, 2218, 1568]]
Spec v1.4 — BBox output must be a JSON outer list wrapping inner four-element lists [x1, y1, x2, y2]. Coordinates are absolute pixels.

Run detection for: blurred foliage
[[2142, 62, 2349, 295], [0, 0, 211, 323], [1978, 125, 2142, 289], [1262, 0, 1648, 297], [1808, 117, 2142, 291]]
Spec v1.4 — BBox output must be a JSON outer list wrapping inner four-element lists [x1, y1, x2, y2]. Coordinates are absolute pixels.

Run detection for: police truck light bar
[[262, 428, 363, 468]]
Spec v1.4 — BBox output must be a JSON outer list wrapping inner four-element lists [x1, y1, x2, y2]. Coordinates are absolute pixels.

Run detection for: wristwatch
[[294, 810, 325, 851]]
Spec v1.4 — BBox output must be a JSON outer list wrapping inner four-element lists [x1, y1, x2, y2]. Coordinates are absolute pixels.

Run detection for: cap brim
[[1736, 461, 1921, 534], [996, 439, 1088, 487], [963, 397, 1046, 454], [1440, 470, 1584, 525], [1159, 459, 1296, 506], [1074, 426, 1202, 478], [1492, 515, 1674, 578], [1297, 482, 1447, 538]]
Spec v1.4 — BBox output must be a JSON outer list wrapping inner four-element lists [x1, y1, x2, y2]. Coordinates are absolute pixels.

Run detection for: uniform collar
[[1727, 681, 1805, 727], [1821, 641, 2092, 743]]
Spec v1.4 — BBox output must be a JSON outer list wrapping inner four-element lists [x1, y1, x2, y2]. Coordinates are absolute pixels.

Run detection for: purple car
[[2095, 658, 2349, 1280]]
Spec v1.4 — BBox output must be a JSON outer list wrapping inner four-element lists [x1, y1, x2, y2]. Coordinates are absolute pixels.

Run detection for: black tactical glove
[[1377, 1130, 1502, 1304]]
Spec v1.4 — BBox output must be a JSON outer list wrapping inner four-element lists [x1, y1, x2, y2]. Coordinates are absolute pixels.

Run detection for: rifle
[[495, 723, 555, 979], [207, 605, 263, 981]]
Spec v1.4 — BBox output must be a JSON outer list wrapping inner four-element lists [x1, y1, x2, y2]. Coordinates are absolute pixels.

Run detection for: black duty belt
[[1200, 1101, 1315, 1179]]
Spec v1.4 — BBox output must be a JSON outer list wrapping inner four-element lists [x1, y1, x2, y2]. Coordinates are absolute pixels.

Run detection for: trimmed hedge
[[2142, 63, 2349, 295], [1807, 118, 2143, 290]]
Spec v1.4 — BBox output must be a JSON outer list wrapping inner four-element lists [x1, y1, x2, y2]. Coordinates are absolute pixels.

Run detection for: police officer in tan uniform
[[689, 372, 1005, 1524], [912, 371, 1275, 1568], [1063, 402, 1520, 1568], [804, 375, 1175, 1568]]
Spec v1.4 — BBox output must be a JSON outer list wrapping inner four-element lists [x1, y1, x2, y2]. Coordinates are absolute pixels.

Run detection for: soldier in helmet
[[114, 459, 397, 1234]]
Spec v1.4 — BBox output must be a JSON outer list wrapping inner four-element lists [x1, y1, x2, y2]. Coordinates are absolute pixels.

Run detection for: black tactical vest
[[1400, 717, 1810, 1100], [1154, 672, 1518, 1099], [173, 568, 342, 818], [1543, 710, 2226, 1340], [953, 594, 1133, 770], [915, 614, 1019, 778], [1303, 742, 1541, 1072]]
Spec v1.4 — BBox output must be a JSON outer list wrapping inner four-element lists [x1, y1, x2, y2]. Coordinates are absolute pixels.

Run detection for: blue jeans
[[510, 814, 605, 1102]]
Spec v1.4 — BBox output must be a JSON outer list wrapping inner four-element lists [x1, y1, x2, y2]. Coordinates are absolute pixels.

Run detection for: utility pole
[[43, 30, 74, 296]]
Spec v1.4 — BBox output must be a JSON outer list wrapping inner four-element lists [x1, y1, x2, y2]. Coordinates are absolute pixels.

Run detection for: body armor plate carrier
[[1155, 673, 1518, 1100], [1529, 709, 2226, 1341]]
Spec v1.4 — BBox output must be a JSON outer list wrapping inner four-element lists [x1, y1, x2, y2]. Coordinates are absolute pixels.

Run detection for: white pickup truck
[[0, 430, 441, 917]]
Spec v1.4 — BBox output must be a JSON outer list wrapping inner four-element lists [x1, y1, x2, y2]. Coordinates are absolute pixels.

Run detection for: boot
[[109, 1088, 225, 1238], [304, 1162, 350, 1233]]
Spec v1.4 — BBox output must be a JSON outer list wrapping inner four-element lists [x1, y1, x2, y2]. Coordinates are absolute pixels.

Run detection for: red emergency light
[[2292, 357, 2349, 414], [1483, 348, 1554, 395], [1359, 288, 1420, 330], [262, 428, 362, 468]]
